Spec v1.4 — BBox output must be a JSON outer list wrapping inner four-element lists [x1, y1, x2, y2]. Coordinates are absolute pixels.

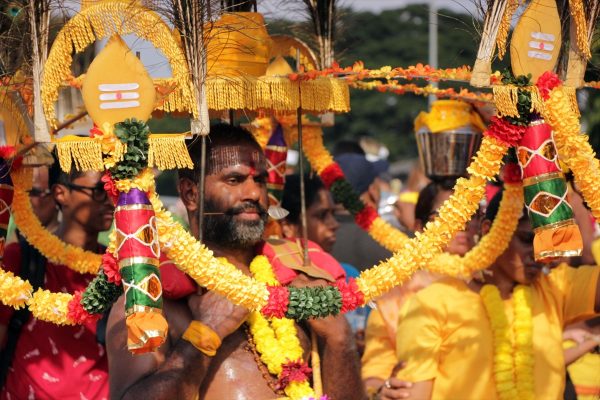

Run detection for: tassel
[[568, 0, 591, 60], [55, 135, 103, 172], [205, 76, 349, 113], [492, 85, 521, 117], [147, 134, 193, 170], [496, 0, 521, 60]]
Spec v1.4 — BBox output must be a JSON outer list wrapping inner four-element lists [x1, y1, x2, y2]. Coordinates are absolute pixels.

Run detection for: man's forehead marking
[[207, 145, 265, 174]]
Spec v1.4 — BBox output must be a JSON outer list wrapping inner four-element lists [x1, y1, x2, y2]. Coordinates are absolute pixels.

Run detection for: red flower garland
[[536, 71, 561, 100], [334, 279, 365, 313], [484, 117, 526, 148], [502, 163, 522, 184], [101, 171, 119, 205], [67, 291, 101, 324], [277, 360, 313, 389], [261, 286, 290, 318], [320, 164, 345, 189], [354, 205, 378, 230], [102, 252, 121, 285]]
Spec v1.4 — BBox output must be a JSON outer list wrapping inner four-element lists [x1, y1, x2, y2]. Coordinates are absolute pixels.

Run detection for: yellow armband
[[182, 321, 222, 357]]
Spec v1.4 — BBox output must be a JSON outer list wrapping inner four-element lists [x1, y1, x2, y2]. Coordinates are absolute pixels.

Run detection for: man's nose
[[241, 177, 262, 201]]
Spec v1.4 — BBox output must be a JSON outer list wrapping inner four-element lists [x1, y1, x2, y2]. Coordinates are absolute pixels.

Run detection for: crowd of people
[[0, 122, 598, 400]]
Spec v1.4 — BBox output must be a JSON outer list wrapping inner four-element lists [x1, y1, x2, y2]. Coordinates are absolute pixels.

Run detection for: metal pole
[[197, 135, 207, 243], [428, 0, 438, 106], [297, 104, 310, 266]]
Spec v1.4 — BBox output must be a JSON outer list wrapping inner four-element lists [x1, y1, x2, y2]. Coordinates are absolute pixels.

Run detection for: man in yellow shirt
[[394, 190, 600, 400]]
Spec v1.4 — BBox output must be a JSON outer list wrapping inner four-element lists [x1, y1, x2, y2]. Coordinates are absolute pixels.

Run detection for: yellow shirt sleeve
[[361, 308, 397, 380], [547, 263, 600, 326], [394, 294, 443, 382]]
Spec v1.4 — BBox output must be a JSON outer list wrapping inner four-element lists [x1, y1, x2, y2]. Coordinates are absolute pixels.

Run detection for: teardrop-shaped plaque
[[510, 0, 561, 82], [82, 35, 156, 127]]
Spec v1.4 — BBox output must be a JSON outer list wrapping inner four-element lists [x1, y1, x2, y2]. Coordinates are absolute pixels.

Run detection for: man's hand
[[188, 291, 249, 341], [289, 274, 351, 342], [379, 362, 413, 400]]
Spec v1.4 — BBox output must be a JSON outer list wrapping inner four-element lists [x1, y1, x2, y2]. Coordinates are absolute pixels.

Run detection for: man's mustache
[[203, 202, 267, 217]]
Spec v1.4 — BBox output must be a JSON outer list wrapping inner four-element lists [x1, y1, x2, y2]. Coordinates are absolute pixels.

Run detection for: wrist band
[[182, 321, 222, 357]]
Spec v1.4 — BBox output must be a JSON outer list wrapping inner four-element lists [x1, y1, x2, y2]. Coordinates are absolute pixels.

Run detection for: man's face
[[55, 171, 115, 234], [202, 143, 269, 249], [29, 166, 58, 228], [495, 218, 544, 284]]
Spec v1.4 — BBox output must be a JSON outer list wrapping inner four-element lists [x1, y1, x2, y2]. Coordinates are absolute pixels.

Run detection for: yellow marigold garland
[[11, 168, 103, 275], [542, 86, 600, 221], [480, 285, 534, 400], [426, 182, 523, 277], [0, 269, 32, 309], [246, 255, 316, 400]]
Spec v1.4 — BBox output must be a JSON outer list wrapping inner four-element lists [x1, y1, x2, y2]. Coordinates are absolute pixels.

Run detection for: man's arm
[[108, 292, 248, 400], [107, 296, 211, 400], [309, 315, 367, 400], [379, 380, 432, 400]]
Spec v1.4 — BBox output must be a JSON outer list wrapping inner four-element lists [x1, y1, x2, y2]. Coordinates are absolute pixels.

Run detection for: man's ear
[[52, 183, 68, 208], [178, 177, 198, 213], [480, 219, 492, 236], [279, 219, 300, 239]]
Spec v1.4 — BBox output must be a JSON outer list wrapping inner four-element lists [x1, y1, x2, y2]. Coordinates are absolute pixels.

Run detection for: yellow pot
[[206, 12, 272, 78]]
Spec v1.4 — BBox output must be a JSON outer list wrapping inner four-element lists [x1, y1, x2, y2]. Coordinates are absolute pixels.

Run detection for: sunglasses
[[66, 183, 108, 203]]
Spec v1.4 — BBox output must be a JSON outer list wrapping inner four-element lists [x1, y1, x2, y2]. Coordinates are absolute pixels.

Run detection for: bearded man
[[107, 124, 365, 399]]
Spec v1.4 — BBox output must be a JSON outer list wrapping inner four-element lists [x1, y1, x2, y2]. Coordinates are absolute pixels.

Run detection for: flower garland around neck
[[480, 284, 534, 400], [11, 168, 103, 275], [426, 179, 523, 278], [245, 254, 324, 400], [540, 72, 600, 222]]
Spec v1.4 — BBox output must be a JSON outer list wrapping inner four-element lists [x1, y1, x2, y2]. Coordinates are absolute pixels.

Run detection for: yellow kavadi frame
[[41, 1, 196, 128]]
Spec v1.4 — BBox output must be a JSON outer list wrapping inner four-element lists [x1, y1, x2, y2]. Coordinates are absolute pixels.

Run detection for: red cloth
[[0, 243, 108, 400], [259, 238, 346, 285], [159, 254, 196, 299]]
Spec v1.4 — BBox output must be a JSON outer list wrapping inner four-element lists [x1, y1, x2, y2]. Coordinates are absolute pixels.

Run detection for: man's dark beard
[[202, 198, 268, 249]]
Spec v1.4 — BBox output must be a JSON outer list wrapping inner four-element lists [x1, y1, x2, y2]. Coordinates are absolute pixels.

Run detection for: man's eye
[[226, 177, 241, 184]]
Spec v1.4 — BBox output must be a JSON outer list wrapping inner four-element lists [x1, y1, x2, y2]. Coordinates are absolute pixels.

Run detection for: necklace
[[480, 284, 535, 400], [243, 255, 317, 400]]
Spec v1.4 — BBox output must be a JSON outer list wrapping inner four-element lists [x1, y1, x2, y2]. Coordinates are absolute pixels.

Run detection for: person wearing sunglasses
[[0, 156, 114, 400], [26, 166, 59, 234]]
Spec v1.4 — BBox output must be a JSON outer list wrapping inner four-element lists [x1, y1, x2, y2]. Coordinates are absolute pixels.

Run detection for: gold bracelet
[[182, 321, 222, 357]]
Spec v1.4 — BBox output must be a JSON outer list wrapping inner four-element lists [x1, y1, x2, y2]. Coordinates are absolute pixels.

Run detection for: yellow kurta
[[395, 264, 599, 400], [564, 340, 600, 400]]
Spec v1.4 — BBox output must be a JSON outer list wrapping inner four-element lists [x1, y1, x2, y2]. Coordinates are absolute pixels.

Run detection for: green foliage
[[330, 179, 365, 214], [501, 70, 533, 126], [285, 286, 342, 320], [81, 271, 123, 315], [110, 118, 150, 180]]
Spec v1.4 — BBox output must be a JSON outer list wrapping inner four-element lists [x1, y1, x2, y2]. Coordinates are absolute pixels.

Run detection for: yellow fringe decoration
[[564, 87, 580, 117], [0, 94, 30, 149], [55, 135, 104, 172], [493, 85, 521, 117], [496, 0, 521, 60], [148, 134, 193, 170], [206, 76, 350, 113], [529, 87, 546, 115], [568, 0, 591, 60], [42, 1, 195, 126]]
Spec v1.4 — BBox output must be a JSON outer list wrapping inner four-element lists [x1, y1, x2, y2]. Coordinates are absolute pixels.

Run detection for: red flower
[[502, 163, 522, 184], [67, 291, 101, 324], [320, 164, 345, 188], [89, 124, 103, 138], [102, 171, 119, 205], [484, 117, 526, 147], [536, 71, 561, 100], [334, 278, 365, 313], [277, 360, 312, 389], [102, 252, 121, 285], [0, 146, 16, 160], [354, 205, 378, 230], [261, 286, 289, 318]]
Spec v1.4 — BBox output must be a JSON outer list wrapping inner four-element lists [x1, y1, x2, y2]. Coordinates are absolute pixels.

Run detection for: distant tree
[[267, 4, 484, 161]]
